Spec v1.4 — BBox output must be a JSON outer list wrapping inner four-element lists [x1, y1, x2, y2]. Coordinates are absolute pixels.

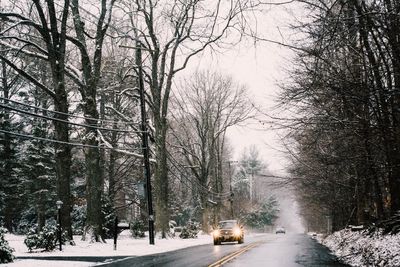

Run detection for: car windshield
[[218, 221, 236, 228]]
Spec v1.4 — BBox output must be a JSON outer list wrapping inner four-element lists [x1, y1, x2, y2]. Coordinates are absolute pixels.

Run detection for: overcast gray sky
[[185, 3, 301, 175]]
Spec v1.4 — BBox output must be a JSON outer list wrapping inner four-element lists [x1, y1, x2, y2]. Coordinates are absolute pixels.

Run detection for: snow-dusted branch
[[0, 54, 56, 99], [97, 129, 156, 162]]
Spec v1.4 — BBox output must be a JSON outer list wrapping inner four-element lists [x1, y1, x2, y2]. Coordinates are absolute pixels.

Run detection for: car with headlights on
[[212, 220, 244, 245], [275, 227, 286, 234]]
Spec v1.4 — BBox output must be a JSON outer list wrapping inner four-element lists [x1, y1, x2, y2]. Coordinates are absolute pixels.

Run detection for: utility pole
[[226, 161, 237, 218], [136, 41, 155, 245], [250, 169, 254, 203], [228, 161, 233, 218]]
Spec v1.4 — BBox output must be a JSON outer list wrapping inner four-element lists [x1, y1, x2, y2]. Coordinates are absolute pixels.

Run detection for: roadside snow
[[322, 228, 400, 267], [3, 230, 213, 266], [5, 259, 94, 267]]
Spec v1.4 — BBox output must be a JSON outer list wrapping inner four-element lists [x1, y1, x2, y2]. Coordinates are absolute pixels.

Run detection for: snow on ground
[[322, 228, 400, 267], [5, 259, 95, 267], [3, 230, 214, 266]]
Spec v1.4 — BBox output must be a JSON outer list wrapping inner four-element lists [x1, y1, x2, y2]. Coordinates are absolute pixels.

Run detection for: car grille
[[221, 230, 233, 235]]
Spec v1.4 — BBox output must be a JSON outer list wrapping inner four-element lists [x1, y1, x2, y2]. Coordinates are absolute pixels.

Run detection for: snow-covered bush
[[242, 196, 279, 229], [179, 221, 199, 239], [24, 223, 67, 251], [0, 227, 14, 263], [24, 228, 40, 251], [71, 204, 86, 235], [15, 207, 37, 234], [102, 197, 116, 239], [323, 228, 400, 267], [378, 211, 400, 235], [130, 220, 146, 238]]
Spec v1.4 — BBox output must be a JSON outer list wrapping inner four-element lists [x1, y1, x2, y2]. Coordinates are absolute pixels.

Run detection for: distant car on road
[[275, 227, 286, 234], [308, 232, 318, 238], [213, 220, 244, 245]]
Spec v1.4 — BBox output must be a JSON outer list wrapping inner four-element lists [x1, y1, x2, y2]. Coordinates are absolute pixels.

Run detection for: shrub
[[179, 221, 199, 239], [0, 227, 14, 263], [24, 228, 40, 251], [15, 207, 37, 234], [71, 204, 86, 235], [102, 197, 116, 239], [130, 220, 146, 238], [243, 196, 279, 229], [24, 223, 67, 251]]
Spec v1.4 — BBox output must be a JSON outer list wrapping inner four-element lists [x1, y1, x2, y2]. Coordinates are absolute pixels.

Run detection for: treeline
[[282, 0, 400, 232]]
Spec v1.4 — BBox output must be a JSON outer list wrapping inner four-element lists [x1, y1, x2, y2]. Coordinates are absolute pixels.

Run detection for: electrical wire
[[1, 124, 231, 200], [0, 99, 145, 147], [0, 129, 139, 152], [0, 103, 142, 134], [0, 105, 232, 199], [0, 96, 140, 126]]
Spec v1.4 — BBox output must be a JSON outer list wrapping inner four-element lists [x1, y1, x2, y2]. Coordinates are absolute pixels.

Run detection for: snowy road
[[99, 233, 348, 267], [225, 233, 349, 267]]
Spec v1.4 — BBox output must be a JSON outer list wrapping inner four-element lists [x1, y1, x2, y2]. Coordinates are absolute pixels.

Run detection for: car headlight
[[233, 227, 241, 236], [213, 230, 220, 237]]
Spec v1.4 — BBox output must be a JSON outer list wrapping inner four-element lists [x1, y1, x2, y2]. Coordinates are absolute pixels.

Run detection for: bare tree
[[280, 0, 400, 230], [68, 0, 117, 241], [170, 70, 254, 232]]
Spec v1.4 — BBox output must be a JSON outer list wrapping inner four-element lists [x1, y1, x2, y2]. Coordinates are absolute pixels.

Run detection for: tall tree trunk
[[155, 121, 169, 238], [201, 196, 209, 232], [70, 0, 115, 241], [82, 91, 103, 241], [37, 193, 45, 231], [99, 91, 106, 199], [108, 92, 119, 212], [53, 76, 73, 240], [37, 0, 74, 239], [200, 171, 209, 232]]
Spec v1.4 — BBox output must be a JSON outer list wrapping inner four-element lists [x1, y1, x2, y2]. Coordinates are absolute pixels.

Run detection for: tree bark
[[82, 91, 103, 241], [155, 121, 169, 238]]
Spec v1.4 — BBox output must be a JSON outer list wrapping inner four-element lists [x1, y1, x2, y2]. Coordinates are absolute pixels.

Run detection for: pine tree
[[0, 58, 24, 232], [0, 112, 23, 232], [21, 117, 56, 231]]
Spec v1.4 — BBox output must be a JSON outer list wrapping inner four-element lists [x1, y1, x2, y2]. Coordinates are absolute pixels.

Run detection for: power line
[[0, 96, 141, 126], [0, 129, 143, 153], [1, 121, 231, 199], [0, 103, 142, 134], [0, 102, 145, 150]]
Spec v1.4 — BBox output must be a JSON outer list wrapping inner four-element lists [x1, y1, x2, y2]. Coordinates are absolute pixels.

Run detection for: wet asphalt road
[[225, 233, 349, 267], [99, 233, 348, 267]]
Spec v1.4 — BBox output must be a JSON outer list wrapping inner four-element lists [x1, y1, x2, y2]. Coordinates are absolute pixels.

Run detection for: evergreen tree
[[0, 112, 23, 232], [21, 116, 56, 231], [233, 145, 265, 200], [0, 57, 25, 232]]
